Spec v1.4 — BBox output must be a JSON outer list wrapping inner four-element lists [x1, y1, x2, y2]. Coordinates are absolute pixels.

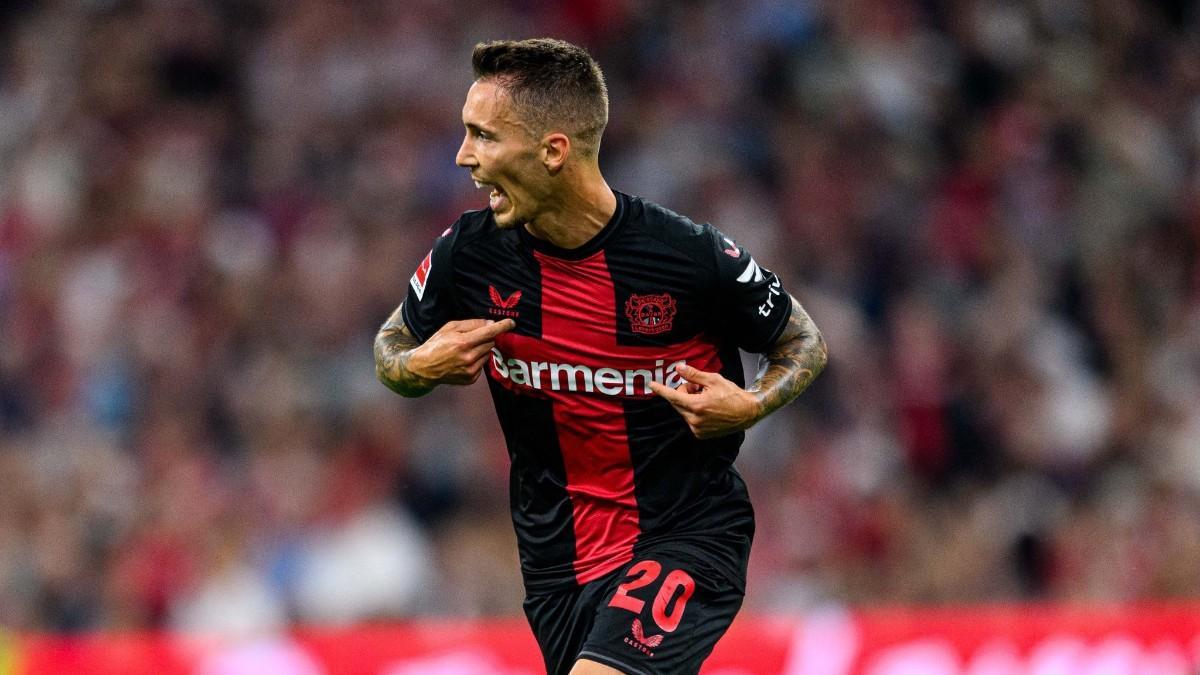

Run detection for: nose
[[455, 134, 475, 168]]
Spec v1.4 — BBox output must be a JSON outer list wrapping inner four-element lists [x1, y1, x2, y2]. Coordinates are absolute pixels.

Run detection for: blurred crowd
[[1, 0, 1199, 637]]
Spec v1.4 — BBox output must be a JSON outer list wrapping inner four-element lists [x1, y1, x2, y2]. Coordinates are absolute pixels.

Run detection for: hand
[[408, 319, 515, 386], [648, 364, 765, 439]]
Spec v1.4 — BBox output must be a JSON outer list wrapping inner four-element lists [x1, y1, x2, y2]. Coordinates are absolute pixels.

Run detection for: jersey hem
[[575, 548, 635, 585], [577, 650, 652, 675]]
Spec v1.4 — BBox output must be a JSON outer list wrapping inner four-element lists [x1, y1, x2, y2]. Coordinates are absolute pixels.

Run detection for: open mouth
[[475, 180, 510, 212]]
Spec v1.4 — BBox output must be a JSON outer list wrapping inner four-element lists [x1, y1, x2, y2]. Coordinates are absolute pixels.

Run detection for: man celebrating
[[375, 38, 827, 675]]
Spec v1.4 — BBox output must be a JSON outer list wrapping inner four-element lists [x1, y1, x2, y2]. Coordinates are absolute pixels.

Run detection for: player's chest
[[453, 248, 709, 347]]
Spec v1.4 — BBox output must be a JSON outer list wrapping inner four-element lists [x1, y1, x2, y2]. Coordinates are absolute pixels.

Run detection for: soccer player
[[374, 38, 827, 675]]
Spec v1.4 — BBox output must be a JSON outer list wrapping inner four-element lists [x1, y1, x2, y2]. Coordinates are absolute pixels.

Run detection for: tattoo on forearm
[[749, 296, 828, 419], [374, 304, 434, 397]]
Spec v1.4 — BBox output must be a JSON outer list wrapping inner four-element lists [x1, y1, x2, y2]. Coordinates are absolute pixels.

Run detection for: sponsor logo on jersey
[[736, 258, 765, 284], [490, 348, 686, 396], [488, 285, 522, 318], [410, 251, 432, 301], [759, 276, 782, 316], [624, 618, 663, 656], [625, 293, 677, 335]]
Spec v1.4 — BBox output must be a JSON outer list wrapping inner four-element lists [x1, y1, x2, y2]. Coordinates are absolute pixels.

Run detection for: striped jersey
[[402, 191, 792, 592]]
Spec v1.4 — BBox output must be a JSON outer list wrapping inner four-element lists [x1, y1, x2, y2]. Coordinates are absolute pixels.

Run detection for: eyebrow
[[465, 122, 497, 136]]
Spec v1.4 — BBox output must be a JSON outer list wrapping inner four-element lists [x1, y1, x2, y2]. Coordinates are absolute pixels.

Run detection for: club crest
[[625, 293, 676, 335]]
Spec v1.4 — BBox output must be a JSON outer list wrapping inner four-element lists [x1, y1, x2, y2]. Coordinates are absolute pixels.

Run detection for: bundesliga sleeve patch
[[410, 250, 432, 301]]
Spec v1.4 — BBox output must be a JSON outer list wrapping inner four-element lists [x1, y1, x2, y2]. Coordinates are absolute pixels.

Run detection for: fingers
[[675, 363, 719, 385], [466, 352, 491, 382], [439, 318, 515, 341], [648, 380, 690, 408], [442, 352, 492, 385], [648, 382, 703, 435], [461, 318, 516, 344], [647, 382, 703, 437], [441, 318, 491, 332], [462, 339, 499, 363], [477, 318, 517, 339], [647, 364, 720, 404], [648, 365, 748, 439]]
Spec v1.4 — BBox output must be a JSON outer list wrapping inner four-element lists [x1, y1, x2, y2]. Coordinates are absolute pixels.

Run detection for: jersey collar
[[515, 190, 629, 261]]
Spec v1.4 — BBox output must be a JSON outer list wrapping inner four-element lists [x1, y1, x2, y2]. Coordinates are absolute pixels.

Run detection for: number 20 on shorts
[[607, 560, 696, 632]]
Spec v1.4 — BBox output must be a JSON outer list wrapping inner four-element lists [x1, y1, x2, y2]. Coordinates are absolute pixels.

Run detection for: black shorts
[[523, 545, 746, 675]]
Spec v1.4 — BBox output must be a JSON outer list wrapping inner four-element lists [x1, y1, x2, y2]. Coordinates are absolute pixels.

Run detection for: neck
[[524, 166, 616, 250]]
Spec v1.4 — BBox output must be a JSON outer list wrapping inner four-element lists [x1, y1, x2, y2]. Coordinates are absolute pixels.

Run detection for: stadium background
[[1, 0, 1199, 672]]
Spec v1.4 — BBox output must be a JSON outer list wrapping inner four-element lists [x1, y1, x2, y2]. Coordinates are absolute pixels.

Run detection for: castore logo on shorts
[[624, 618, 664, 656]]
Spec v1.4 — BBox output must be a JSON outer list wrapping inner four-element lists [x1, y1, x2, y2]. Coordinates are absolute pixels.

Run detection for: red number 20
[[607, 560, 696, 632]]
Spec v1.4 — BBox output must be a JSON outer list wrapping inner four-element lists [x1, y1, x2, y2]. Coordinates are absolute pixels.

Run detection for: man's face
[[456, 79, 546, 229]]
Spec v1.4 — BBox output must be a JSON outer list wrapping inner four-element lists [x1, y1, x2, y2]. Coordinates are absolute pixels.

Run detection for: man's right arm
[[374, 304, 436, 397], [374, 303, 515, 397]]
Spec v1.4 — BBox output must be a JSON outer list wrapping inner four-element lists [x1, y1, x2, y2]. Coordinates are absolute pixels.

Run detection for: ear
[[541, 133, 570, 174]]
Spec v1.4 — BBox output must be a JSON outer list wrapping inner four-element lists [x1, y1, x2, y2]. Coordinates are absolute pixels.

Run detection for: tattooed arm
[[374, 303, 515, 397], [649, 294, 827, 439], [747, 295, 828, 418], [374, 304, 435, 397]]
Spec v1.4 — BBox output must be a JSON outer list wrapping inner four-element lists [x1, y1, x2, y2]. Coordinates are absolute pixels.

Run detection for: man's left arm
[[747, 294, 827, 419], [649, 294, 827, 439]]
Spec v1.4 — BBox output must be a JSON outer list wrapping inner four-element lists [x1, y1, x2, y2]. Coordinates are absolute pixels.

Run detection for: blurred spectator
[[0, 0, 1198, 633]]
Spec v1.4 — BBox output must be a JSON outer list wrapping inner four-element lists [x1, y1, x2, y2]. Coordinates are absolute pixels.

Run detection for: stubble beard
[[493, 213, 520, 230]]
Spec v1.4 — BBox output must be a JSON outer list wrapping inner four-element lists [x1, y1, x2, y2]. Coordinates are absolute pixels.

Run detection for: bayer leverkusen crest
[[625, 293, 677, 335]]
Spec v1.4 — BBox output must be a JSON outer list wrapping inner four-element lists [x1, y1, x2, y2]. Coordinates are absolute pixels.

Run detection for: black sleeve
[[401, 223, 460, 343], [709, 228, 793, 353]]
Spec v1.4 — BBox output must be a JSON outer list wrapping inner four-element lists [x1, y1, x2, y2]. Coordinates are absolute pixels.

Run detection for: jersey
[[402, 191, 792, 594]]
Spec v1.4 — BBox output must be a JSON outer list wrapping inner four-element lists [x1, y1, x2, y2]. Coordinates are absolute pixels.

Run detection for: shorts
[[523, 546, 746, 675]]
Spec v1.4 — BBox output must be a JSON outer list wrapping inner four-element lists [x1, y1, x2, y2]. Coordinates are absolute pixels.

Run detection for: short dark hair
[[472, 38, 609, 155]]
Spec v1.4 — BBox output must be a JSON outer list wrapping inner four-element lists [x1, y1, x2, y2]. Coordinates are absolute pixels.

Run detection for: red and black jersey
[[402, 191, 792, 593]]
